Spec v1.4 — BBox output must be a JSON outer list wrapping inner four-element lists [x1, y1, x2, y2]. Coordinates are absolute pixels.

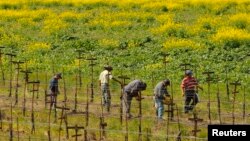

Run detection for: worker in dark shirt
[[123, 79, 147, 118], [49, 73, 62, 108]]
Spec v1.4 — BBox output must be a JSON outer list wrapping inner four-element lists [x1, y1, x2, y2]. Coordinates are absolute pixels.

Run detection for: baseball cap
[[56, 73, 62, 79], [104, 65, 113, 71], [163, 79, 170, 85], [185, 70, 193, 76]]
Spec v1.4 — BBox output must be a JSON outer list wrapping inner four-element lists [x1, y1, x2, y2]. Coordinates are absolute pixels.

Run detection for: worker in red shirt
[[181, 70, 203, 113]]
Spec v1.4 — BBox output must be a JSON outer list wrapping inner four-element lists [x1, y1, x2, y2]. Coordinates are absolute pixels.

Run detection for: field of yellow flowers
[[0, 0, 249, 140]]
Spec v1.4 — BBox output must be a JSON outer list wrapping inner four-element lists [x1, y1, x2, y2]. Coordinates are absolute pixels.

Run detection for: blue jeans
[[101, 84, 110, 111], [155, 98, 164, 119]]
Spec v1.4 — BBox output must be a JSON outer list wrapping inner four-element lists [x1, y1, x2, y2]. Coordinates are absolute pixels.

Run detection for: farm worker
[[154, 79, 170, 120], [49, 73, 62, 109], [123, 80, 147, 118], [99, 65, 121, 112], [181, 70, 203, 113]]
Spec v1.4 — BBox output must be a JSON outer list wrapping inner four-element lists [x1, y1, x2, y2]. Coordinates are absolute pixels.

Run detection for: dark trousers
[[50, 91, 57, 109], [184, 91, 199, 112], [122, 92, 133, 116]]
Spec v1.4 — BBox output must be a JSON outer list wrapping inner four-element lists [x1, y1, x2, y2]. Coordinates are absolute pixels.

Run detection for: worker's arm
[[197, 85, 203, 91], [112, 77, 122, 85], [181, 87, 185, 97]]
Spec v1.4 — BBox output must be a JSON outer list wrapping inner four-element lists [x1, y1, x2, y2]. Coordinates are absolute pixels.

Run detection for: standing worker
[[49, 73, 62, 109], [154, 79, 170, 120], [181, 70, 203, 113], [123, 79, 147, 118], [99, 65, 121, 112]]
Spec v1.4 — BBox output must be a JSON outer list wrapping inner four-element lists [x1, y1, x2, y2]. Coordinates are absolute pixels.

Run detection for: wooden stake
[[176, 105, 182, 141], [76, 49, 84, 88], [84, 84, 90, 141], [162, 53, 170, 78], [179, 63, 191, 73], [28, 81, 40, 134], [230, 81, 241, 125], [242, 86, 246, 121], [57, 106, 70, 141], [202, 71, 214, 124], [188, 111, 203, 139], [67, 124, 84, 141], [216, 76, 222, 124], [9, 98, 13, 141], [12, 61, 24, 105], [86, 57, 97, 102], [0, 46, 5, 85], [5, 53, 16, 97], [118, 75, 130, 125], [0, 110, 2, 130], [20, 66, 32, 116], [138, 91, 142, 141]]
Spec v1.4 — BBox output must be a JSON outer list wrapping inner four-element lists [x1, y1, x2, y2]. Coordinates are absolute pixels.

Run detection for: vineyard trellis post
[[12, 61, 24, 105], [202, 71, 214, 124], [118, 75, 130, 125], [5, 53, 16, 97], [151, 71, 155, 90], [44, 72, 48, 109], [138, 91, 143, 141], [16, 117, 21, 141], [28, 80, 40, 134], [161, 53, 170, 78], [176, 105, 182, 141], [57, 106, 70, 141], [20, 68, 32, 116], [35, 66, 40, 99], [84, 84, 90, 141], [0, 46, 5, 85], [0, 110, 2, 130], [242, 86, 246, 121], [225, 58, 230, 101], [230, 81, 241, 125], [216, 75, 222, 124], [62, 68, 67, 108], [67, 124, 84, 141], [125, 111, 129, 141], [165, 80, 175, 121], [179, 63, 191, 73], [146, 128, 151, 141], [166, 107, 170, 141], [73, 74, 78, 113], [188, 111, 203, 141], [9, 98, 13, 141], [86, 57, 97, 102], [75, 49, 84, 88]]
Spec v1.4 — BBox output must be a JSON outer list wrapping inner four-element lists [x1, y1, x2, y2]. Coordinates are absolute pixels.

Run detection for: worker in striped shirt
[[181, 70, 203, 113]]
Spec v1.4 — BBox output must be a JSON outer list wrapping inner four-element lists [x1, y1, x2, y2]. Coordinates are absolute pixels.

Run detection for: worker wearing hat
[[99, 65, 121, 112], [49, 73, 62, 109], [181, 70, 203, 113]]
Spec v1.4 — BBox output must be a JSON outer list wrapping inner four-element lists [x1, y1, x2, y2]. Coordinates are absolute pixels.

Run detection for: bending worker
[[123, 79, 147, 118]]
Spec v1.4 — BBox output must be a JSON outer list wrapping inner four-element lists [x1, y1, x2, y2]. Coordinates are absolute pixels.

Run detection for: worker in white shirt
[[99, 65, 120, 112]]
